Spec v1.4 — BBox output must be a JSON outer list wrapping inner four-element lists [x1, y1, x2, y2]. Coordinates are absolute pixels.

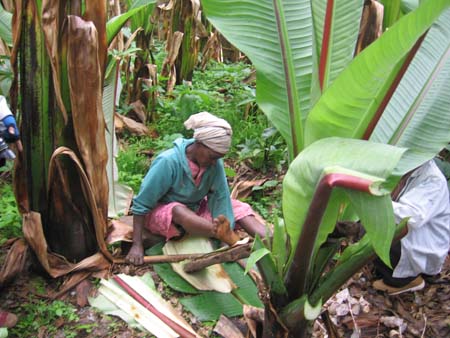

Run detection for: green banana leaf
[[311, 0, 364, 93], [245, 247, 270, 275], [271, 216, 288, 276], [223, 262, 264, 308], [180, 292, 243, 321], [370, 9, 450, 175], [154, 261, 201, 294], [380, 0, 401, 29], [252, 236, 287, 295], [106, 0, 156, 46], [308, 239, 341, 292], [148, 244, 263, 321], [282, 137, 407, 264], [103, 61, 134, 218], [128, 0, 154, 35], [147, 243, 264, 309], [305, 0, 450, 151], [345, 191, 395, 265], [0, 5, 12, 46], [401, 0, 419, 13], [145, 242, 200, 294], [202, 0, 315, 157]]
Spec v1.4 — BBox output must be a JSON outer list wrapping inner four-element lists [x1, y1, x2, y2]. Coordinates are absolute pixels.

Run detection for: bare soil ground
[[0, 242, 448, 338]]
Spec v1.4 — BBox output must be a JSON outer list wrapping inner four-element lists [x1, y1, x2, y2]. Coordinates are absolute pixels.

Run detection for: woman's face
[[195, 143, 225, 168]]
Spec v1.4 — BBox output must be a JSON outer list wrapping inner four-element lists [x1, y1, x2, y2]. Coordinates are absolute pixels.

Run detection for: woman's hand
[[1, 115, 19, 142]]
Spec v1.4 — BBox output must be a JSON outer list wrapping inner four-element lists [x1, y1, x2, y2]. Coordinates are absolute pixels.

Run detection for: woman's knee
[[172, 205, 187, 222]]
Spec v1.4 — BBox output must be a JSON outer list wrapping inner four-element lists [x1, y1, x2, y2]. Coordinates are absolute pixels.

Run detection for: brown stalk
[[183, 242, 251, 273], [114, 242, 252, 269], [319, 0, 334, 91], [362, 33, 427, 140], [114, 253, 207, 265], [284, 173, 373, 300]]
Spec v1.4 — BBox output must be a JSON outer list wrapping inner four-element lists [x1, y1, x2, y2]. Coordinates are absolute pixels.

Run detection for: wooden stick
[[183, 243, 252, 273], [114, 241, 252, 267], [114, 253, 207, 264]]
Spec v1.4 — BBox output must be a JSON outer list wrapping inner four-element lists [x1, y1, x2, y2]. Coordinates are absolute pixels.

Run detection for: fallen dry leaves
[[312, 256, 450, 338]]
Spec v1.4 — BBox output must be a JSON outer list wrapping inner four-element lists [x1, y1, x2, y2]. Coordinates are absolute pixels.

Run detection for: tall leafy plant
[[202, 0, 450, 336]]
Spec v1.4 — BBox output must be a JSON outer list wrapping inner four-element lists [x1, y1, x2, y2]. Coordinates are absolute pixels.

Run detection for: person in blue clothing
[[126, 112, 267, 265], [0, 95, 20, 142], [0, 95, 20, 166]]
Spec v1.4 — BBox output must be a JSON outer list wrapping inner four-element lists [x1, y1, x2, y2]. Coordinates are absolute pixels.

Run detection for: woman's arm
[[207, 160, 235, 227]]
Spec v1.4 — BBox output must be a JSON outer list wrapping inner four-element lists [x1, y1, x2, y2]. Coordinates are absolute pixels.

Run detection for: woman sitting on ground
[[126, 112, 268, 265]]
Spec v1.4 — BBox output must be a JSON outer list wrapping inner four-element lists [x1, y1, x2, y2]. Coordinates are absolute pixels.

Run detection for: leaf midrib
[[390, 45, 450, 145], [273, 0, 304, 156]]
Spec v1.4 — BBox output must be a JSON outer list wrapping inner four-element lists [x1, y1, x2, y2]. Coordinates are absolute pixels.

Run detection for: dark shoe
[[373, 276, 425, 295], [422, 273, 446, 284]]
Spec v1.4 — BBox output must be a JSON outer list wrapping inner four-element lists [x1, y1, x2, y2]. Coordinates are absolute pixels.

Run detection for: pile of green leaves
[[146, 242, 263, 322]]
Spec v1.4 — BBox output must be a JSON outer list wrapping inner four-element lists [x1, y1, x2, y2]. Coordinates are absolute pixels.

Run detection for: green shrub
[[0, 180, 22, 244], [11, 299, 79, 338]]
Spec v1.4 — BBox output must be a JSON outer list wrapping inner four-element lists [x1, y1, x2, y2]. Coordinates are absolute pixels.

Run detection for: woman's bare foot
[[213, 215, 240, 245]]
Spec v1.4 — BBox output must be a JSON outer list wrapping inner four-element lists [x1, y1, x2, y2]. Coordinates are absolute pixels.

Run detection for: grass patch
[[117, 60, 287, 199], [0, 180, 22, 244], [11, 299, 79, 338]]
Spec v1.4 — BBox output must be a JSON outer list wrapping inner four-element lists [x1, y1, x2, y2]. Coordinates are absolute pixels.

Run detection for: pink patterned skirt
[[144, 198, 254, 240]]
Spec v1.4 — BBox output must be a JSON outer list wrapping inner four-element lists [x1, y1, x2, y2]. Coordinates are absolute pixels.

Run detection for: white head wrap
[[184, 112, 232, 154]]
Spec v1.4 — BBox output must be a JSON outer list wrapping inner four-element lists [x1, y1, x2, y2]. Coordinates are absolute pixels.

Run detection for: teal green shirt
[[132, 138, 235, 227]]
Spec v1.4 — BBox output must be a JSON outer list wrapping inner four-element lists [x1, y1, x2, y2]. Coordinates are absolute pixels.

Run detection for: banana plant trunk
[[261, 308, 290, 338], [12, 0, 109, 263], [171, 0, 199, 84], [14, 0, 54, 216]]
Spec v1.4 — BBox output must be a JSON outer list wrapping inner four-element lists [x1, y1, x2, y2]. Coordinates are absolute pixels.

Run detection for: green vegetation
[[11, 299, 79, 337], [202, 0, 450, 335], [1, 0, 448, 336], [116, 59, 286, 222], [0, 55, 286, 336], [0, 180, 22, 244]]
